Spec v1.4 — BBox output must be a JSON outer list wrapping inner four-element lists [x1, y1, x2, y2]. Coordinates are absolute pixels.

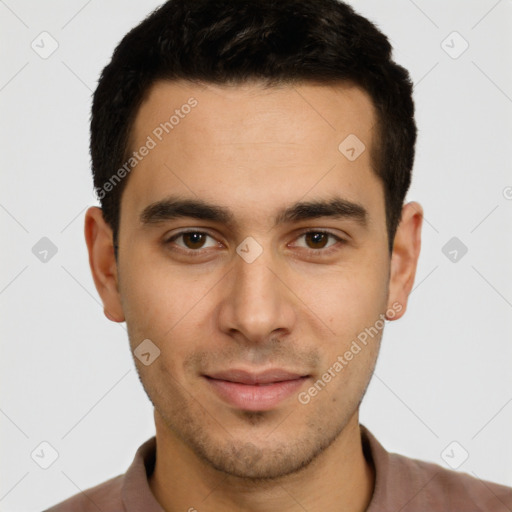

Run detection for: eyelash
[[163, 229, 346, 257]]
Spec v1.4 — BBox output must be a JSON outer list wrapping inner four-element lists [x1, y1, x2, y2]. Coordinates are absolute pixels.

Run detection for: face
[[86, 80, 420, 480]]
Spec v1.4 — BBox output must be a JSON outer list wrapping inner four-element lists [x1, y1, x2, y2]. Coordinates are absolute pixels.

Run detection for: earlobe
[[84, 206, 125, 323], [386, 201, 423, 321]]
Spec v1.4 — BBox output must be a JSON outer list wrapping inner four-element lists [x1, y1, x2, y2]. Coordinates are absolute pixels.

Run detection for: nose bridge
[[236, 248, 276, 303], [219, 238, 295, 341]]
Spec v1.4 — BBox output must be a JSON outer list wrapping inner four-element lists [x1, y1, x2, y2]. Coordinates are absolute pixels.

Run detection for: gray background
[[1, 0, 511, 510]]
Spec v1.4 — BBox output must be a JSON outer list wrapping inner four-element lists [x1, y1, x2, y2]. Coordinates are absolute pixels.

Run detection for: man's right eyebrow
[[140, 196, 235, 226]]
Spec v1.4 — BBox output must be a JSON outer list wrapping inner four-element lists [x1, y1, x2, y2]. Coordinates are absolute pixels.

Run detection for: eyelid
[[292, 227, 347, 240]]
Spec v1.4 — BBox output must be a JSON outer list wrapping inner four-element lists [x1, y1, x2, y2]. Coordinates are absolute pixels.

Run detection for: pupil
[[185, 233, 205, 249], [306, 232, 327, 249]]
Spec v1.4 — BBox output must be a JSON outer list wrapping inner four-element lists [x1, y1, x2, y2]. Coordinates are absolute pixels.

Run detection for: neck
[[149, 410, 375, 512]]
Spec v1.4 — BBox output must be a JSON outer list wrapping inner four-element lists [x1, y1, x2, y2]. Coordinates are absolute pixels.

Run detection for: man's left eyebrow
[[139, 195, 368, 228], [275, 197, 368, 228]]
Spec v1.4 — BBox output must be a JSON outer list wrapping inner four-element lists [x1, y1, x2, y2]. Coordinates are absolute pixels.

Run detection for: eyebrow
[[139, 195, 368, 228]]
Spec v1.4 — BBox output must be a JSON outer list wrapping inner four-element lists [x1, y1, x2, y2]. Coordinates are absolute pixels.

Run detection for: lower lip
[[204, 376, 309, 411]]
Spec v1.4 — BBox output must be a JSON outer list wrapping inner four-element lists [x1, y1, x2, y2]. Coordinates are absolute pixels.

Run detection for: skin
[[85, 80, 423, 512]]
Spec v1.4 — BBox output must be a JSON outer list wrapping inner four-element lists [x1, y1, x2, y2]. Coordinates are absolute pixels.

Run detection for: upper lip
[[205, 369, 308, 385]]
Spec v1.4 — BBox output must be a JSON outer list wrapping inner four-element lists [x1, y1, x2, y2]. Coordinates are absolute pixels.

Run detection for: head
[[86, 0, 422, 480]]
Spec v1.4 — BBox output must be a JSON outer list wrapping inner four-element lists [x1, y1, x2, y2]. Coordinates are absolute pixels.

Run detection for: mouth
[[203, 369, 310, 411]]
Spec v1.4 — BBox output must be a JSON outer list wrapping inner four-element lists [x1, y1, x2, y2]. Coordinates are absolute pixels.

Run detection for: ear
[[386, 201, 423, 321], [84, 206, 125, 323]]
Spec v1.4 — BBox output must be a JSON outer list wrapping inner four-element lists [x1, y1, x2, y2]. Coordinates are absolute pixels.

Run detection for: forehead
[[120, 79, 383, 231], [132, 79, 376, 148]]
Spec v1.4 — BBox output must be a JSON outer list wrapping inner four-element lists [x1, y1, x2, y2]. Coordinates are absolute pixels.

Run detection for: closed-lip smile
[[203, 368, 310, 410]]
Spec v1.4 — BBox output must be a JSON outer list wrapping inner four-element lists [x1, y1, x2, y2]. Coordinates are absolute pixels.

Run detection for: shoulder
[[361, 425, 512, 512], [43, 436, 158, 512], [392, 451, 512, 511], [43, 474, 124, 512]]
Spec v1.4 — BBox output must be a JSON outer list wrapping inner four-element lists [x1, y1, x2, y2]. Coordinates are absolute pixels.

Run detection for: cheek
[[118, 253, 219, 354], [307, 282, 385, 407], [119, 248, 177, 322], [304, 262, 389, 338], [317, 265, 387, 394]]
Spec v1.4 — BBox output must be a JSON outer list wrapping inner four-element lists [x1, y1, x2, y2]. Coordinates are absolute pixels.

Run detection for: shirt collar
[[121, 436, 164, 511]]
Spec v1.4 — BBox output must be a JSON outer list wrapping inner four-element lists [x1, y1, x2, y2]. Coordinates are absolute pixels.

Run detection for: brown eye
[[304, 232, 329, 249], [165, 231, 219, 252], [289, 230, 346, 256], [182, 232, 207, 249]]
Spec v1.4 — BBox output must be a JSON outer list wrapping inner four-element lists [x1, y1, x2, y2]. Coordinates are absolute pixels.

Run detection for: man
[[46, 0, 512, 510]]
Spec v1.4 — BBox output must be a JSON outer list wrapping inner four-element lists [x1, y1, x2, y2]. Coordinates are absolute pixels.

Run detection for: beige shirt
[[44, 424, 512, 511]]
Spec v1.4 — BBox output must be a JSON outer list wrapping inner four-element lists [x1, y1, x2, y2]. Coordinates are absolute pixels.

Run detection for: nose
[[217, 241, 297, 346]]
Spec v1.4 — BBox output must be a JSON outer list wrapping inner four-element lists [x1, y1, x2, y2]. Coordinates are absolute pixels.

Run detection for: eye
[[164, 231, 220, 253], [163, 229, 346, 257], [291, 230, 345, 253]]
